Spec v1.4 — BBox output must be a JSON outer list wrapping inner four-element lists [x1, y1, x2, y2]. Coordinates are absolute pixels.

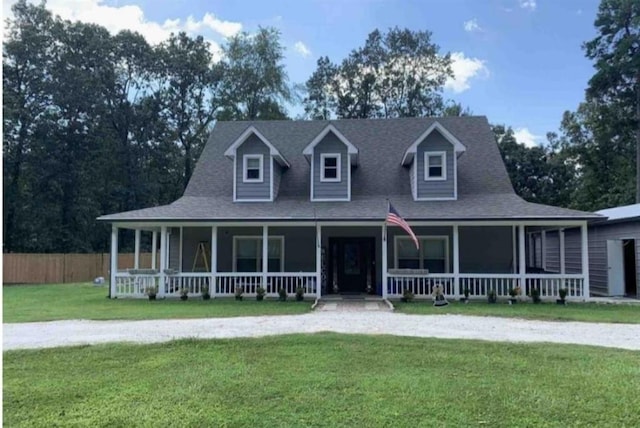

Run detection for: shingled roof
[[99, 116, 599, 222]]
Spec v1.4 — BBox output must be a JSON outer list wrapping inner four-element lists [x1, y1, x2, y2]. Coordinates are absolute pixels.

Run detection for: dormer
[[303, 124, 358, 202], [401, 121, 466, 201], [224, 126, 290, 202]]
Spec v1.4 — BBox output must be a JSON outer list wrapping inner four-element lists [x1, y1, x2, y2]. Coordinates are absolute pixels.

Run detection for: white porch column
[[512, 226, 517, 274], [211, 226, 217, 299], [581, 222, 590, 301], [559, 229, 566, 290], [134, 229, 141, 269], [382, 223, 388, 299], [179, 226, 183, 271], [316, 224, 322, 299], [519, 225, 526, 291], [453, 225, 460, 298], [541, 230, 547, 271], [151, 231, 157, 270], [159, 225, 167, 298], [110, 225, 118, 298], [262, 225, 268, 290]]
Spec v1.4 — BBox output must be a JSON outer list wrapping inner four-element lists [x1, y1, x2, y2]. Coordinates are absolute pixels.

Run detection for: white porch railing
[[215, 272, 317, 297], [387, 273, 584, 299], [164, 273, 212, 297], [114, 273, 158, 298]]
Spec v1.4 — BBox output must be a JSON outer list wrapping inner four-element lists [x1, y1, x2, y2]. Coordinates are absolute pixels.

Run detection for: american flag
[[386, 202, 419, 250]]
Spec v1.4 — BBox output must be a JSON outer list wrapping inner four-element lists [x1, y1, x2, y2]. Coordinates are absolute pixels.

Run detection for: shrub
[[487, 289, 497, 304], [559, 288, 568, 300], [401, 288, 414, 303], [529, 288, 541, 304], [234, 286, 244, 301], [295, 286, 305, 302], [256, 286, 266, 301], [278, 288, 287, 302]]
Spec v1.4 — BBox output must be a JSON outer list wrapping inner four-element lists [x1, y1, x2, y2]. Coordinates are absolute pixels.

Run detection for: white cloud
[[463, 19, 482, 33], [514, 127, 542, 147], [294, 41, 311, 58], [445, 52, 489, 93], [519, 0, 537, 11], [3, 0, 242, 60]]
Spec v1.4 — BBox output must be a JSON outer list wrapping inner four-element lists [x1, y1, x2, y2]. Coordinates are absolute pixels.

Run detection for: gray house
[[530, 204, 638, 297], [99, 117, 600, 300]]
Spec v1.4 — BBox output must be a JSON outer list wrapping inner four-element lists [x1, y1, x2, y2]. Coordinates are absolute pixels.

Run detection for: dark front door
[[329, 237, 375, 294]]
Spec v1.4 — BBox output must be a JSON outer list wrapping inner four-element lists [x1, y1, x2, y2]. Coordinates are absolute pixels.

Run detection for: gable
[[401, 121, 466, 166]]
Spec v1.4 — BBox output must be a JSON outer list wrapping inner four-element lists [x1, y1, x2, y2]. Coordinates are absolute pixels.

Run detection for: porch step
[[314, 298, 392, 312]]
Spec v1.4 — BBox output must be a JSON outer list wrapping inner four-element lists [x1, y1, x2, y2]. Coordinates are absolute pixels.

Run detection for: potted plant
[[557, 288, 568, 305], [460, 287, 470, 303], [529, 287, 541, 304], [487, 289, 497, 304], [234, 285, 244, 301], [179, 287, 189, 301], [401, 288, 414, 303], [295, 286, 305, 302], [278, 287, 287, 302], [202, 284, 211, 301], [508, 286, 521, 305], [256, 286, 266, 301], [145, 285, 158, 301]]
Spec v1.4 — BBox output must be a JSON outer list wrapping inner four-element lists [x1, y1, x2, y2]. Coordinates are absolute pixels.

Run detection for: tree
[[583, 0, 640, 202], [219, 27, 291, 120], [303, 27, 453, 119]]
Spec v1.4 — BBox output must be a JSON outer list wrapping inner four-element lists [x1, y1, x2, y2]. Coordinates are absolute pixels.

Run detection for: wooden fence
[[3, 253, 158, 284]]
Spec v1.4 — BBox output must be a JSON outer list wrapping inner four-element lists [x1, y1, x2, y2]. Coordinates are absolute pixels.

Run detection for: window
[[424, 152, 446, 181], [233, 236, 284, 272], [395, 236, 449, 273], [243, 155, 263, 182], [320, 153, 341, 182]]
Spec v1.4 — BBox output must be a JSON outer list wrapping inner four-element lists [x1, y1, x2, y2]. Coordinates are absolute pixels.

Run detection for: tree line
[[3, 0, 638, 253]]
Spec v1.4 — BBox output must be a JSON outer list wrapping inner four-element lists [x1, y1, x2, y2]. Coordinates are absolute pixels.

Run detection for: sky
[[2, 0, 601, 147]]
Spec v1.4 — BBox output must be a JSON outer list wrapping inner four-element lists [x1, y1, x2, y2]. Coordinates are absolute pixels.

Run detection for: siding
[[416, 130, 455, 200], [273, 160, 282, 199], [544, 231, 560, 273], [409, 160, 417, 200], [458, 226, 514, 273], [168, 227, 181, 270], [312, 132, 349, 200], [235, 134, 272, 200]]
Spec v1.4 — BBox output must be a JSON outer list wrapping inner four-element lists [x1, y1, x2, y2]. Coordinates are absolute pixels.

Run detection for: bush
[[401, 289, 414, 303], [487, 289, 497, 304], [295, 286, 305, 302], [278, 288, 287, 302], [234, 286, 244, 301], [559, 288, 568, 300], [256, 286, 265, 301], [529, 288, 541, 304]]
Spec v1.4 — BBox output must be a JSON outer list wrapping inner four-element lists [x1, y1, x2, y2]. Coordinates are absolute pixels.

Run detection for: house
[[98, 117, 601, 300], [530, 204, 638, 297]]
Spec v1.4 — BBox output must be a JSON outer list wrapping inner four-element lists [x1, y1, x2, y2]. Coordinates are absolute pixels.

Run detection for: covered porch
[[109, 220, 591, 301]]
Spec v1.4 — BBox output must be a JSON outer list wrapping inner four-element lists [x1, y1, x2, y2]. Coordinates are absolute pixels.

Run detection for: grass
[[3, 283, 311, 323], [4, 333, 640, 427], [395, 299, 640, 323]]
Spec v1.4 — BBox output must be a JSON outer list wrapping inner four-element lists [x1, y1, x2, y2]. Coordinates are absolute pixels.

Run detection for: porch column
[[110, 225, 118, 298], [159, 225, 167, 298], [316, 224, 322, 299], [581, 222, 590, 301], [541, 230, 547, 271], [262, 225, 268, 290], [151, 231, 157, 270], [134, 229, 141, 269], [518, 225, 526, 291], [179, 226, 183, 272], [453, 225, 460, 298], [512, 226, 517, 273], [559, 229, 566, 289], [211, 226, 217, 299], [382, 223, 388, 299]]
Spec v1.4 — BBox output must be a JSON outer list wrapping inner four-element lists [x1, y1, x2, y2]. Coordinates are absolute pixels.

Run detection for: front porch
[[109, 221, 590, 301]]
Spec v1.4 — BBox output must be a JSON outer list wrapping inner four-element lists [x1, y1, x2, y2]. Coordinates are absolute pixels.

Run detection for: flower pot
[[509, 298, 518, 305], [459, 297, 467, 303], [296, 296, 304, 302], [180, 295, 188, 301], [148, 295, 156, 301], [202, 294, 211, 301], [400, 297, 408, 303], [556, 299, 566, 305], [235, 296, 243, 301], [256, 295, 264, 301]]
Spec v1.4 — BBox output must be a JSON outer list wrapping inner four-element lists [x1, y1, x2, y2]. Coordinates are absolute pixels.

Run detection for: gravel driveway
[[4, 312, 640, 351]]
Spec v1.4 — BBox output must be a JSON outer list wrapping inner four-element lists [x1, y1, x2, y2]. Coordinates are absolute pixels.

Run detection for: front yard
[[394, 300, 640, 324], [3, 283, 311, 323], [4, 333, 640, 427]]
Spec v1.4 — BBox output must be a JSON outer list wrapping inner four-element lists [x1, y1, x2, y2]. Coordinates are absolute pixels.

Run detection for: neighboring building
[[532, 204, 638, 297], [99, 117, 600, 300]]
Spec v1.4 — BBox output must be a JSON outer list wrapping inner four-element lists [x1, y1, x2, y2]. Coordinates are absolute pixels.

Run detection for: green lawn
[[4, 334, 640, 427], [3, 283, 311, 323], [394, 299, 640, 323]]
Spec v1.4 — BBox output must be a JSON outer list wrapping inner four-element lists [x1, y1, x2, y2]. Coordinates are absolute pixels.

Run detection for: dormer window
[[243, 155, 263, 183], [424, 152, 446, 181], [321, 153, 341, 182]]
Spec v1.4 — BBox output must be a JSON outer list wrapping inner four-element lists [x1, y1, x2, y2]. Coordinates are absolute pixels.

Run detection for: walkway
[[4, 310, 640, 351]]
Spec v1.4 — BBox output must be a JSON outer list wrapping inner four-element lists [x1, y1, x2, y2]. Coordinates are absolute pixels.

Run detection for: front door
[[329, 238, 375, 294]]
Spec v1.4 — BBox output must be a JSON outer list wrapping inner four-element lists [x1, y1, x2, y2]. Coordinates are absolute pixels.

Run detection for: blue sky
[[4, 0, 601, 146]]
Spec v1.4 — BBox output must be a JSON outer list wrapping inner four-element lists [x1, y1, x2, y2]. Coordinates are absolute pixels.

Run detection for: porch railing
[[215, 272, 317, 297], [386, 273, 584, 299], [114, 272, 158, 298], [164, 273, 211, 297]]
